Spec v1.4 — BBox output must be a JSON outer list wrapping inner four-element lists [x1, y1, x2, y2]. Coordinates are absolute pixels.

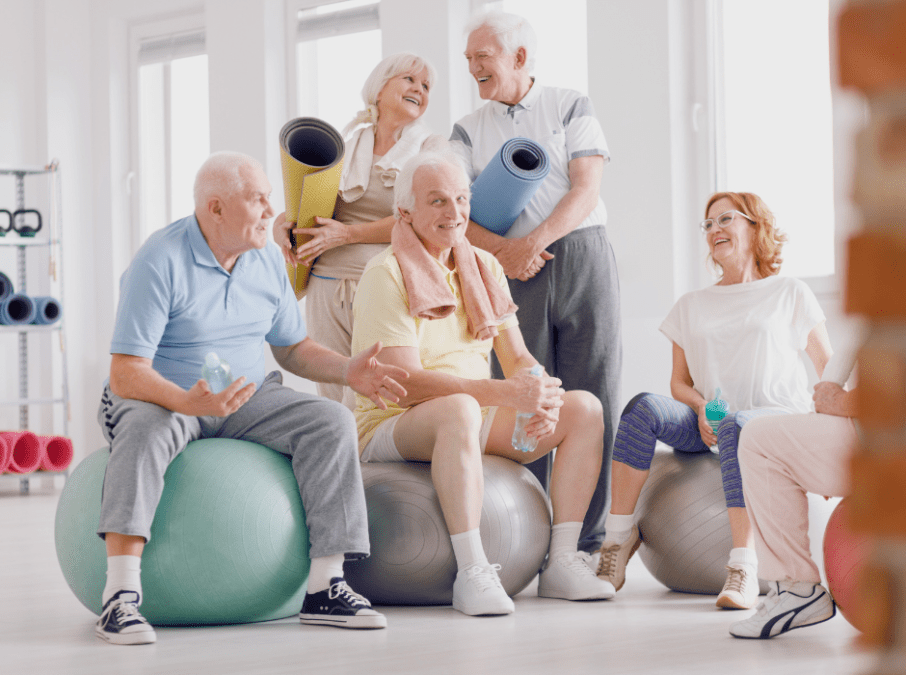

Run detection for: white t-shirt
[[659, 275, 825, 414], [450, 81, 610, 239]]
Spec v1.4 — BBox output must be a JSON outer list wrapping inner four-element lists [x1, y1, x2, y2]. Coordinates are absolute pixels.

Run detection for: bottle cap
[[705, 388, 729, 421], [204, 351, 220, 368]]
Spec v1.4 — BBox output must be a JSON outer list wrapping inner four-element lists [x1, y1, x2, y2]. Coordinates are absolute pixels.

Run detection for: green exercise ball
[[55, 439, 310, 626]]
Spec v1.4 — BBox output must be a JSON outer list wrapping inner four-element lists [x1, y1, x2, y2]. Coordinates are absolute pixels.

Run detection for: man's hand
[[181, 377, 257, 417], [509, 366, 563, 440], [347, 342, 409, 410], [813, 382, 857, 418], [495, 235, 553, 280]]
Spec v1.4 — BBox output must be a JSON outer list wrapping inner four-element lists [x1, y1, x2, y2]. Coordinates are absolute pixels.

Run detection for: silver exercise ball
[[344, 455, 552, 605], [636, 449, 768, 595]]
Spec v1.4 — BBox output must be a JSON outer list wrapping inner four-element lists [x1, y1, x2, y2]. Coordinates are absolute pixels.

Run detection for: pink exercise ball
[[823, 498, 873, 631]]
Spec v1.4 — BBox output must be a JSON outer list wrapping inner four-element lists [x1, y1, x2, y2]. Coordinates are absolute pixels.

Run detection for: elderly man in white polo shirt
[[450, 10, 621, 559]]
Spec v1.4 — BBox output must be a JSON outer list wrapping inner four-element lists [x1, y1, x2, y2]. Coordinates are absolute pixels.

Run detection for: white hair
[[343, 52, 439, 136], [394, 151, 470, 214], [193, 151, 262, 208], [465, 10, 537, 74]]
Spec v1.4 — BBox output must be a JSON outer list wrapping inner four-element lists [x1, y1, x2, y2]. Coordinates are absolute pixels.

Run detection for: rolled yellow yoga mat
[[279, 117, 346, 299]]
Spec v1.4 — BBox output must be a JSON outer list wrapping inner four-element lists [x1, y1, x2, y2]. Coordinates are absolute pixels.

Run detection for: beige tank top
[[311, 157, 394, 280]]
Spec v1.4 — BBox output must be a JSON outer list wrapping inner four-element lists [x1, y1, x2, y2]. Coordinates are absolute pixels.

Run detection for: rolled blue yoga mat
[[31, 296, 62, 325], [0, 271, 12, 302], [468, 137, 551, 236], [0, 294, 36, 325]]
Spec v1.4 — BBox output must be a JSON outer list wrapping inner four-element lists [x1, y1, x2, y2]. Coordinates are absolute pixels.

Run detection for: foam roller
[[0, 435, 10, 473], [0, 270, 12, 301], [468, 137, 550, 236], [38, 436, 74, 472], [0, 294, 36, 325], [31, 296, 62, 325], [0, 431, 42, 474], [279, 117, 346, 299]]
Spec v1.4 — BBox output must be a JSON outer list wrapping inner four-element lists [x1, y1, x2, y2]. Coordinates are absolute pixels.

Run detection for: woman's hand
[[813, 382, 857, 418], [294, 217, 351, 265], [696, 401, 718, 446], [273, 212, 296, 266]]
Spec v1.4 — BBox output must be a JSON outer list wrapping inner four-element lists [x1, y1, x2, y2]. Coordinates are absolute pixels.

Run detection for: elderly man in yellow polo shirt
[[350, 150, 612, 617]]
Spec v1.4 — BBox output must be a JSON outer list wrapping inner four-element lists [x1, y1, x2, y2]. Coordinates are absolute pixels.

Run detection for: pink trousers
[[738, 412, 857, 583]]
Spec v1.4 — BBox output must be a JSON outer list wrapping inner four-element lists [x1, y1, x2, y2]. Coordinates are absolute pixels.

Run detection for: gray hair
[[465, 10, 537, 74], [193, 151, 262, 208], [343, 52, 439, 136], [394, 151, 470, 214]]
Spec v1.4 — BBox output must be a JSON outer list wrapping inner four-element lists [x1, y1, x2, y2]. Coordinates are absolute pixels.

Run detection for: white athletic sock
[[728, 547, 758, 571], [549, 522, 583, 559], [450, 529, 489, 571], [603, 512, 635, 545], [103, 555, 142, 606], [308, 554, 346, 594]]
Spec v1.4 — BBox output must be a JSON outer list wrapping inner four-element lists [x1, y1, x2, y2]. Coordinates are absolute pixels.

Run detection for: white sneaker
[[716, 565, 760, 609], [452, 563, 515, 616], [730, 581, 836, 639], [539, 551, 615, 601], [596, 526, 642, 592]]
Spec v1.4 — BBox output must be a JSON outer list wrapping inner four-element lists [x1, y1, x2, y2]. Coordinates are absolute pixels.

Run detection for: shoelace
[[328, 580, 371, 608], [597, 544, 621, 578], [113, 599, 146, 624], [465, 563, 504, 593], [559, 551, 596, 577], [723, 566, 749, 594]]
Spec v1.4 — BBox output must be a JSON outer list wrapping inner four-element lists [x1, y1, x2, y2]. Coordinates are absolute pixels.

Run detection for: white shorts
[[360, 406, 500, 463]]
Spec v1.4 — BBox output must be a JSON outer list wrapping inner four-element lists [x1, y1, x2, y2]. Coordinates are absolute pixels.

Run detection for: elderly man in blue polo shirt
[[94, 151, 408, 645], [451, 11, 621, 565]]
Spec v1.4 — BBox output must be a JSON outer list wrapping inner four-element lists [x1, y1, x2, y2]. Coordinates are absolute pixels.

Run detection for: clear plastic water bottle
[[705, 387, 729, 434], [201, 351, 233, 394], [512, 365, 544, 453]]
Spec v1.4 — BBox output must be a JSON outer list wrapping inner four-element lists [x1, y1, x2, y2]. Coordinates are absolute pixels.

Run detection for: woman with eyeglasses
[[594, 191, 831, 611]]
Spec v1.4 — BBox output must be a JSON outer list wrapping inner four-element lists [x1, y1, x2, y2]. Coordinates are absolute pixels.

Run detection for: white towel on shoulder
[[338, 120, 444, 203]]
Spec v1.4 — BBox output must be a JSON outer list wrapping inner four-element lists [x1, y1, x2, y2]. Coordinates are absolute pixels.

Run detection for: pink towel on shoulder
[[391, 220, 517, 341]]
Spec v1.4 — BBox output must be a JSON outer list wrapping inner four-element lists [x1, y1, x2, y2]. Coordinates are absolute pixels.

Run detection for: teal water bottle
[[512, 365, 544, 453], [201, 352, 233, 394], [705, 387, 729, 434]]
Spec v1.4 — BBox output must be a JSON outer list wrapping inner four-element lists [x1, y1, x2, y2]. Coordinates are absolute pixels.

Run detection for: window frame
[[707, 0, 839, 299], [128, 12, 207, 254]]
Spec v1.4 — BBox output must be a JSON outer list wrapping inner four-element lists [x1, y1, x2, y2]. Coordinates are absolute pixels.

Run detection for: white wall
[[0, 0, 860, 469]]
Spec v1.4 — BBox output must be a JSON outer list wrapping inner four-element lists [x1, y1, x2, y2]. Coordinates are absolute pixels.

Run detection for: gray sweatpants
[[492, 226, 622, 552], [96, 371, 370, 560]]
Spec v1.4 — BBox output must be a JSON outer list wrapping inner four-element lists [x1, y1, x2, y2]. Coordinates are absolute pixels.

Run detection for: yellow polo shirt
[[351, 245, 518, 451]]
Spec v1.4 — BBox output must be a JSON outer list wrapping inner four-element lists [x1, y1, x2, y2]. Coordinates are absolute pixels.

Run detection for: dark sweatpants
[[492, 225, 622, 552]]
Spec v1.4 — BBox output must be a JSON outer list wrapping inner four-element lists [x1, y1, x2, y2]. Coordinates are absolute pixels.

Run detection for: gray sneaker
[[596, 525, 641, 592], [729, 581, 836, 639]]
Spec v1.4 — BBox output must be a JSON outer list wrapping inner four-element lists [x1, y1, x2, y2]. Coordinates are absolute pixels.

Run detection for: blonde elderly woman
[[597, 192, 833, 611], [275, 53, 445, 407], [351, 150, 614, 617]]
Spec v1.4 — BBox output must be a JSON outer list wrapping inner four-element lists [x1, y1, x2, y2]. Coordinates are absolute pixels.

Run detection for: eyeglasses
[[700, 210, 755, 233]]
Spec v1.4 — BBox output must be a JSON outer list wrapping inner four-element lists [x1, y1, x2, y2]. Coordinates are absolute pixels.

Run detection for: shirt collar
[[494, 77, 541, 118], [187, 215, 227, 272]]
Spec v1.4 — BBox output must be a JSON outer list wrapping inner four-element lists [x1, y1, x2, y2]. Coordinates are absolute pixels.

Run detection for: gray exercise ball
[[636, 448, 768, 595], [345, 455, 552, 605]]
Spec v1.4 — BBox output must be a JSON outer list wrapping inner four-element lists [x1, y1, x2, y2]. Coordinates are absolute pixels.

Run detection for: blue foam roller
[[468, 137, 550, 236], [0, 294, 36, 325], [0, 271, 12, 301], [31, 296, 62, 325]]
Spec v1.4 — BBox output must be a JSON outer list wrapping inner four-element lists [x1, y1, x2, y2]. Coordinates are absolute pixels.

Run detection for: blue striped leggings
[[612, 393, 787, 508]]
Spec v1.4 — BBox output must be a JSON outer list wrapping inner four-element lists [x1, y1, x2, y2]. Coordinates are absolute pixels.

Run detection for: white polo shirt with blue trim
[[450, 80, 611, 240]]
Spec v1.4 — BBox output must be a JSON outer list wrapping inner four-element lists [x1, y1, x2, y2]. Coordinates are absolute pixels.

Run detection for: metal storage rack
[[0, 161, 70, 492]]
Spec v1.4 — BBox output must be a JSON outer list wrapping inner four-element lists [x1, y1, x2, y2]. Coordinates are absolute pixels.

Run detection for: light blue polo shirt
[[110, 215, 306, 390]]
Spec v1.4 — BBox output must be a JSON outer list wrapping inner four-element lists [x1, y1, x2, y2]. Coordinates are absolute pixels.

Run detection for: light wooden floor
[[1, 480, 876, 675]]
